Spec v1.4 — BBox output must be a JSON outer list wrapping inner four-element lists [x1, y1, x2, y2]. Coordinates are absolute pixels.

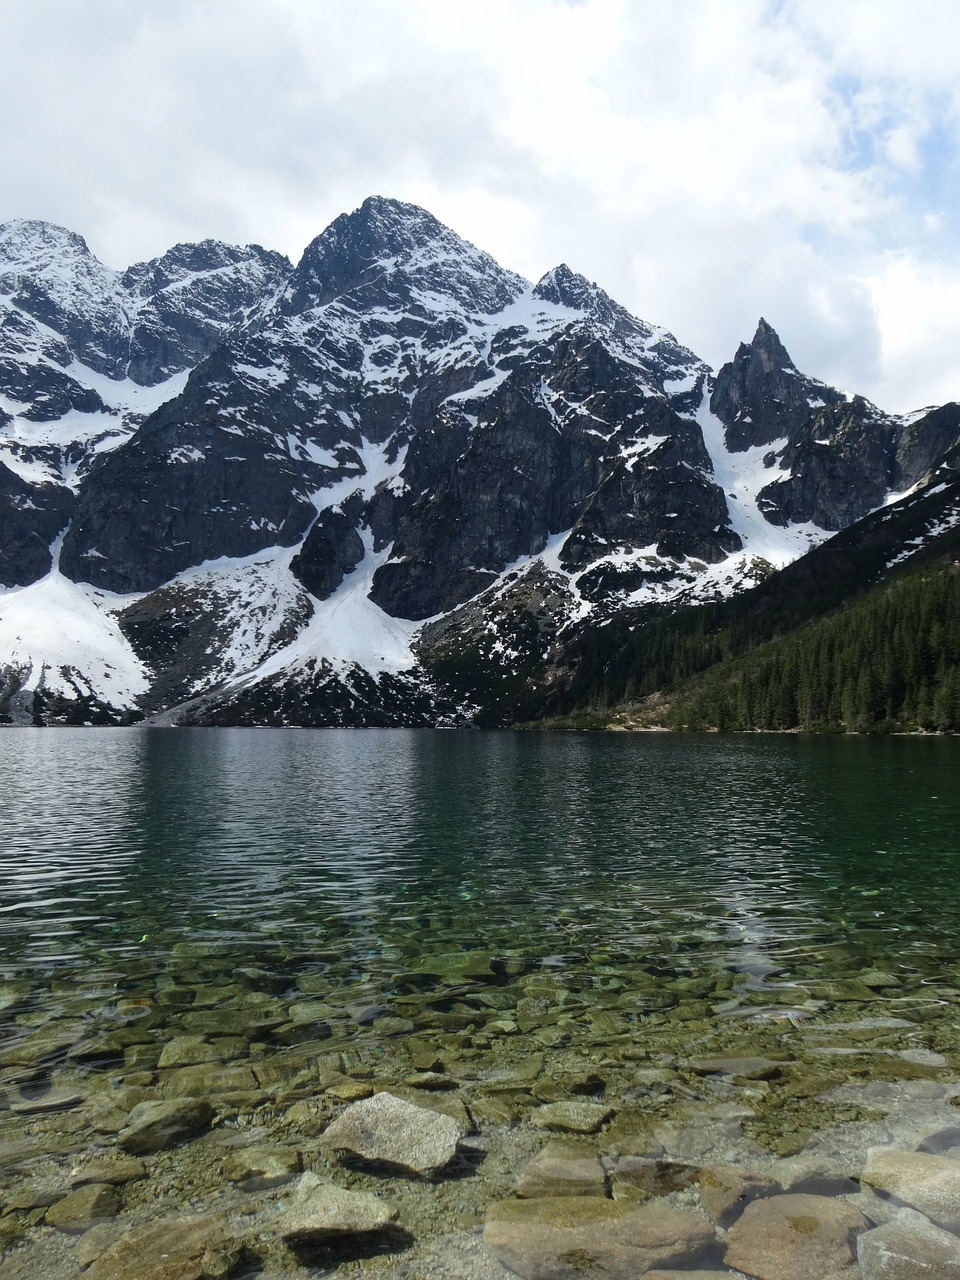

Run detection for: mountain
[[529, 454, 960, 733], [0, 198, 957, 727]]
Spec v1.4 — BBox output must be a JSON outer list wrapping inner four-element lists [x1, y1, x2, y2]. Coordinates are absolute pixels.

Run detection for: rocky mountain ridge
[[0, 197, 957, 726]]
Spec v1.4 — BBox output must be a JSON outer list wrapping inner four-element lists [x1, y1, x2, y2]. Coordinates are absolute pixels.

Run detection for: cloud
[[2, 0, 959, 411]]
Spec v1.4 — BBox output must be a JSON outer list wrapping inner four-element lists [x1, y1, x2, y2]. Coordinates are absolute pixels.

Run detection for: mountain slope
[[0, 198, 958, 727], [521, 452, 960, 732]]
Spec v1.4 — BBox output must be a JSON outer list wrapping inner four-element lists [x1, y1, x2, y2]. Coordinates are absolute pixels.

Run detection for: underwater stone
[[530, 1102, 614, 1134], [609, 1156, 697, 1200], [724, 1193, 868, 1280], [82, 1211, 243, 1280], [698, 1165, 782, 1226], [9, 1085, 84, 1113], [70, 1154, 146, 1186], [484, 1197, 717, 1279], [858, 1206, 960, 1279], [321, 1091, 464, 1175], [688, 1056, 782, 1080], [222, 1143, 302, 1191], [267, 1171, 398, 1241], [118, 1097, 214, 1154], [45, 1182, 119, 1233], [161, 1063, 259, 1097], [862, 1148, 960, 1234], [157, 1035, 224, 1069], [514, 1139, 608, 1198]]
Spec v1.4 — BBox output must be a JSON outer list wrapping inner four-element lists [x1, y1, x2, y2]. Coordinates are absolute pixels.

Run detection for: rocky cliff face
[[1, 199, 958, 726], [0, 220, 290, 588], [711, 318, 960, 530]]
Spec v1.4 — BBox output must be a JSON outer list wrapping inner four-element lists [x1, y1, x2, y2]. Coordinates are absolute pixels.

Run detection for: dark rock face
[[291, 495, 366, 600], [894, 402, 960, 489], [0, 463, 74, 587], [0, 220, 290, 385], [120, 240, 291, 386], [756, 397, 898, 529], [60, 413, 320, 593], [711, 318, 845, 451]]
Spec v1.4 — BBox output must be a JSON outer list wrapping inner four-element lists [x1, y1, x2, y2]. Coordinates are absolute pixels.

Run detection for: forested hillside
[[527, 468, 960, 733]]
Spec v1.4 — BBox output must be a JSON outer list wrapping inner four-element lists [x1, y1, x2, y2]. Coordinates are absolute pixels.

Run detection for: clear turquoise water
[[2, 728, 960, 1276], [1, 728, 958, 1009]]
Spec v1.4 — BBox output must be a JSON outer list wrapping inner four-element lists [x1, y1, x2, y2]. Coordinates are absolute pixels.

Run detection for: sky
[[3, 0, 959, 413]]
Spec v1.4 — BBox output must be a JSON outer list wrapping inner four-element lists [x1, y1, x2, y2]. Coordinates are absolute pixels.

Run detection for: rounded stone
[[724, 1193, 869, 1280], [321, 1090, 464, 1176]]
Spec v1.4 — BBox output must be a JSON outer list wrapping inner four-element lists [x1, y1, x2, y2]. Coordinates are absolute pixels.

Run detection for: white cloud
[[1, 0, 958, 410]]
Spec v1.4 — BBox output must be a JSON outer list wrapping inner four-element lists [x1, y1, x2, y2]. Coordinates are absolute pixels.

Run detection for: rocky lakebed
[[3, 934, 960, 1279]]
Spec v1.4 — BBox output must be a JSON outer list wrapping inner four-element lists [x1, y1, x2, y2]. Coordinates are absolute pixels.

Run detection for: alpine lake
[[1, 728, 960, 1280]]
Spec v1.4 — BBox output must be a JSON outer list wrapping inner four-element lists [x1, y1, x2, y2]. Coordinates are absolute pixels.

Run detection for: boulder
[[724, 1193, 868, 1280], [321, 1091, 463, 1176], [862, 1148, 960, 1233], [858, 1206, 960, 1279], [117, 1097, 214, 1154], [484, 1196, 717, 1278]]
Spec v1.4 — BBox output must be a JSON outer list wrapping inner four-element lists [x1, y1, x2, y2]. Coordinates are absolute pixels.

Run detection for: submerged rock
[[698, 1165, 782, 1226], [70, 1154, 146, 1186], [222, 1142, 302, 1191], [724, 1192, 868, 1280], [529, 1101, 614, 1134], [688, 1056, 782, 1080], [45, 1181, 119, 1233], [321, 1091, 464, 1175], [267, 1171, 398, 1241], [117, 1097, 214, 1154], [484, 1196, 717, 1279], [9, 1084, 85, 1113], [83, 1212, 243, 1280], [514, 1139, 608, 1198], [862, 1148, 960, 1233], [858, 1206, 960, 1279]]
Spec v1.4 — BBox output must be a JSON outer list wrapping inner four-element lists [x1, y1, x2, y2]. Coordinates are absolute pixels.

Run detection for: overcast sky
[[3, 0, 959, 412]]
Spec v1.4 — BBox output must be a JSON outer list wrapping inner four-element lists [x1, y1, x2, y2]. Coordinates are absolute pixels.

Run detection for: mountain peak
[[284, 196, 525, 316], [533, 263, 598, 310], [711, 319, 845, 450], [750, 317, 796, 373], [0, 219, 96, 271]]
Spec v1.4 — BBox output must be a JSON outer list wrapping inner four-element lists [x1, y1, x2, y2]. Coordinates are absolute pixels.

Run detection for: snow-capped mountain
[[0, 197, 957, 726]]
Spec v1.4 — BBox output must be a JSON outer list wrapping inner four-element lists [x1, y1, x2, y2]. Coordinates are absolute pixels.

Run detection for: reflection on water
[[0, 728, 958, 999]]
